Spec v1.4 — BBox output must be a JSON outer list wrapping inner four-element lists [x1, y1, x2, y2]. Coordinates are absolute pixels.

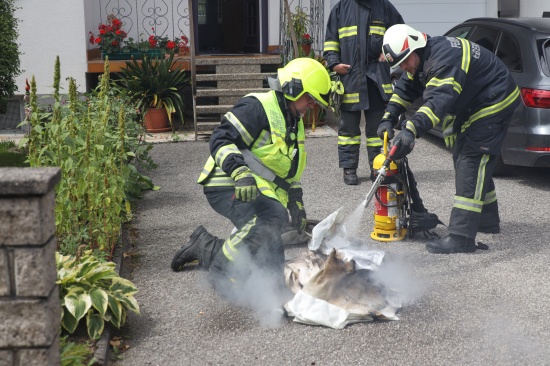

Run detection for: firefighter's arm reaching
[[404, 64, 465, 139], [387, 63, 466, 159]]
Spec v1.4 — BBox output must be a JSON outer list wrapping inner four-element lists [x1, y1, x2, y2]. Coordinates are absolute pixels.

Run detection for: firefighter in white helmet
[[170, 58, 331, 303], [378, 24, 520, 254]]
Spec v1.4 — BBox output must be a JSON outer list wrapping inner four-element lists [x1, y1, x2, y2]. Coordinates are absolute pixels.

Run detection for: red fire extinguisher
[[370, 135, 407, 242]]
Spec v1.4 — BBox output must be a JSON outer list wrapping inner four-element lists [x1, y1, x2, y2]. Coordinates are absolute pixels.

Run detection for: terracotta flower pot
[[301, 43, 312, 56], [143, 108, 172, 133]]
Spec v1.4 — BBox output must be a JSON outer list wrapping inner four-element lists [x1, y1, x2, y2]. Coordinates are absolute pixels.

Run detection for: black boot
[[409, 210, 444, 235], [171, 225, 207, 271], [426, 233, 476, 254], [343, 168, 358, 185]]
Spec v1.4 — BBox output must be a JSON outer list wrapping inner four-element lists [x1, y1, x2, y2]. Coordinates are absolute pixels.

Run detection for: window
[[537, 39, 550, 76], [446, 26, 474, 39], [467, 26, 500, 52], [198, 0, 206, 25], [496, 32, 522, 72]]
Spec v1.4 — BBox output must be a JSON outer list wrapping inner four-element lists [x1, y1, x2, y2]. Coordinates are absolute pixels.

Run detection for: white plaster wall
[[14, 0, 88, 95], [520, 0, 549, 17], [391, 0, 489, 36], [270, 0, 497, 46], [12, 0, 548, 99]]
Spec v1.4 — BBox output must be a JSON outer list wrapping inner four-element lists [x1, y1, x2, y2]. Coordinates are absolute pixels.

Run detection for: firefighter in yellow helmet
[[171, 58, 331, 304]]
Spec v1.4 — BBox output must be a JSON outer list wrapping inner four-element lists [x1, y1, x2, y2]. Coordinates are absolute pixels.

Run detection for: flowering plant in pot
[[300, 33, 313, 56], [114, 53, 190, 132], [176, 34, 190, 55], [89, 15, 128, 54], [300, 33, 313, 45]]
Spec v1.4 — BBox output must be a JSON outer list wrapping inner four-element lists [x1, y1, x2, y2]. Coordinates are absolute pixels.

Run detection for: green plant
[[89, 15, 128, 54], [19, 57, 156, 255], [0, 140, 28, 167], [300, 33, 313, 45], [60, 335, 95, 366], [57, 250, 140, 340], [0, 0, 22, 114], [115, 53, 190, 127], [290, 7, 311, 44]]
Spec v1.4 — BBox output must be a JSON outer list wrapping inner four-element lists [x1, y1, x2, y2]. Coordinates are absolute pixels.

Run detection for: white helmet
[[382, 24, 427, 68]]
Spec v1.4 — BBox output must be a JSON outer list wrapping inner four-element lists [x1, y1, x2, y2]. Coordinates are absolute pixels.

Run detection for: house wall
[[11, 0, 550, 97], [268, 0, 498, 47], [14, 0, 87, 95], [392, 0, 492, 36], [520, 0, 549, 17]]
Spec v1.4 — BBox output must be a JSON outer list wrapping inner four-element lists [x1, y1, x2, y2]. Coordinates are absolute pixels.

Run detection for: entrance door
[[196, 0, 260, 54]]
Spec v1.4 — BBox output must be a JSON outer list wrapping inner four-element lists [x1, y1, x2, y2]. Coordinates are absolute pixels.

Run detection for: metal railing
[[279, 0, 325, 65], [97, 0, 191, 44]]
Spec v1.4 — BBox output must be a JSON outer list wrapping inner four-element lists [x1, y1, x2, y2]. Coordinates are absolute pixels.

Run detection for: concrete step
[[195, 56, 281, 66], [196, 105, 233, 115], [196, 72, 273, 82], [196, 88, 268, 97]]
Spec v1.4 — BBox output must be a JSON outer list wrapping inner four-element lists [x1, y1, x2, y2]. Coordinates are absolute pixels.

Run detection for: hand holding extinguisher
[[363, 132, 399, 207]]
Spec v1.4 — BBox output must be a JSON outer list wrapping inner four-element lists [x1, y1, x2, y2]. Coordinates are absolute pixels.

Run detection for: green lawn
[[0, 140, 28, 167]]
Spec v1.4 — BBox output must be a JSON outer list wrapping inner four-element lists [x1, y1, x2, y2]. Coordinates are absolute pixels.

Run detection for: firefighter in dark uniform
[[170, 58, 331, 303], [378, 24, 520, 254], [323, 0, 404, 185]]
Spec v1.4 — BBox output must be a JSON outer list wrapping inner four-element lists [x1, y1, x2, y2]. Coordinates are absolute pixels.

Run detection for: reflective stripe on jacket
[[323, 0, 404, 110], [386, 36, 520, 148], [197, 91, 305, 207]]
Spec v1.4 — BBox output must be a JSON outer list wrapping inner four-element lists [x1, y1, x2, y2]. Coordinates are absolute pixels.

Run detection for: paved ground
[[112, 130, 550, 366]]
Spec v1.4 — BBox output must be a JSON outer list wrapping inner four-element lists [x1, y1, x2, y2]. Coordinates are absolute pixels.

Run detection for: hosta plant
[[56, 250, 140, 340]]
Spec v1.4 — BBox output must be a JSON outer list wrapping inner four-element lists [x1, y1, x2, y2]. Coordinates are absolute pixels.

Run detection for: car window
[[496, 32, 522, 72], [445, 26, 473, 39], [538, 38, 550, 77], [467, 26, 499, 52]]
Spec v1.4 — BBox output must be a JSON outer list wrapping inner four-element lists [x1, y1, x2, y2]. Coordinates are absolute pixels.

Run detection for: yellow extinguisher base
[[370, 227, 407, 242]]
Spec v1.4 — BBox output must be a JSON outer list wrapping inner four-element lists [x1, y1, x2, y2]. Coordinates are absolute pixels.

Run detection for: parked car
[[391, 17, 550, 174]]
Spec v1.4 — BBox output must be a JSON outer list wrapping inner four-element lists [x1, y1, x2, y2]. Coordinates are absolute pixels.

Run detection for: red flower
[[166, 40, 176, 49], [148, 35, 158, 48]]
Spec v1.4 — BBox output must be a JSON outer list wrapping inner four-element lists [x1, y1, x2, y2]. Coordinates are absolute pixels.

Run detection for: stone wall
[[0, 168, 61, 366]]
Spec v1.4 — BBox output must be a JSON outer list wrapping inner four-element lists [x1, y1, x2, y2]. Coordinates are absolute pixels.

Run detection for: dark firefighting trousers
[[197, 189, 289, 295], [448, 106, 516, 239], [338, 81, 385, 171]]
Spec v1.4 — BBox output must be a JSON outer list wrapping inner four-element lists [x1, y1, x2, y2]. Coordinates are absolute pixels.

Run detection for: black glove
[[391, 129, 415, 160], [287, 188, 307, 234], [231, 166, 258, 202], [377, 120, 395, 140]]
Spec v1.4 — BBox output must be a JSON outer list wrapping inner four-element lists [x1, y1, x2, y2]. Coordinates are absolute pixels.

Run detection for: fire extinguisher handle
[[382, 144, 398, 168]]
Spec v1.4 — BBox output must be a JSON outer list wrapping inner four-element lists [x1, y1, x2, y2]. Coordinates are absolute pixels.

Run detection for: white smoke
[[210, 244, 292, 329]]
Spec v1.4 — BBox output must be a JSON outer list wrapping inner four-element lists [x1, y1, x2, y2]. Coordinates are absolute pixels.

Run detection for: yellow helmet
[[277, 57, 331, 107]]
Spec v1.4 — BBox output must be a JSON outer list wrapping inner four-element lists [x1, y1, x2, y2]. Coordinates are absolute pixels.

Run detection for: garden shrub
[[19, 56, 156, 256]]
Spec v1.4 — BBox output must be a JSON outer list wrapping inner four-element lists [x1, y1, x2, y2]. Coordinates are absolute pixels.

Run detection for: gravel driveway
[[113, 132, 550, 366]]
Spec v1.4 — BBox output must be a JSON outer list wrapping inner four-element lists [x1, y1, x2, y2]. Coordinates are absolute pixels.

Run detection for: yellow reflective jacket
[[197, 91, 305, 207]]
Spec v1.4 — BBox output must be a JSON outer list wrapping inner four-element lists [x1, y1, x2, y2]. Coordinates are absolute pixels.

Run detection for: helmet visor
[[308, 92, 329, 109], [382, 43, 410, 68]]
